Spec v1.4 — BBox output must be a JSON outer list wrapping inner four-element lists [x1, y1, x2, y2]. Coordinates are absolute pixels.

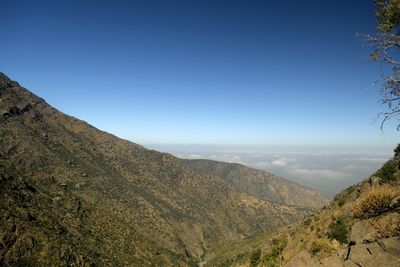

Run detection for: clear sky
[[1, 0, 398, 146]]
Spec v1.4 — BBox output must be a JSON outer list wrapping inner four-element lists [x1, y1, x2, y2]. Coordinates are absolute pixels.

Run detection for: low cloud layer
[[147, 144, 393, 197]]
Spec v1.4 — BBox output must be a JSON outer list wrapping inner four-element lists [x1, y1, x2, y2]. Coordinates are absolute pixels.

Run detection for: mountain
[[0, 72, 327, 266], [183, 159, 326, 209], [205, 151, 400, 267]]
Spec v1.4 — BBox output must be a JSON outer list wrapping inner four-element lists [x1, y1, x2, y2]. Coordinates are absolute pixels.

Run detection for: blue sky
[[1, 0, 398, 146]]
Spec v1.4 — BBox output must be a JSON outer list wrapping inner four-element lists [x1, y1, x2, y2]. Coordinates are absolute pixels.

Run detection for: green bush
[[310, 240, 322, 255], [327, 217, 349, 244], [250, 248, 261, 267], [334, 185, 357, 206], [394, 143, 400, 157], [261, 236, 287, 267], [303, 218, 311, 226], [188, 258, 198, 267], [375, 160, 398, 182], [338, 198, 346, 207], [262, 253, 279, 267]]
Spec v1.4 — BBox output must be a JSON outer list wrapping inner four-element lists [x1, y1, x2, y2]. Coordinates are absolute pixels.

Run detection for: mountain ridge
[[183, 159, 328, 208], [0, 72, 327, 266]]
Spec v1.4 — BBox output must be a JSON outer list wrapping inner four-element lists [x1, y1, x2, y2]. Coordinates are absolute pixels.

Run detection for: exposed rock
[[350, 220, 378, 243], [343, 260, 362, 266], [2, 104, 33, 118], [346, 242, 400, 267], [74, 182, 86, 189], [21, 104, 32, 112], [8, 106, 21, 116], [379, 237, 400, 257], [368, 176, 381, 186], [2, 111, 11, 118], [284, 250, 321, 267], [319, 255, 343, 266], [31, 111, 43, 122], [23, 181, 37, 193], [284, 252, 343, 267]]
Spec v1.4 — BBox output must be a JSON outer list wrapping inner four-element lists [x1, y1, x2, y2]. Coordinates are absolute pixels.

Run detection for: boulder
[[21, 104, 32, 112], [319, 255, 343, 266], [8, 106, 21, 116], [284, 250, 321, 267], [368, 176, 381, 187], [343, 261, 359, 266], [379, 237, 400, 257], [350, 220, 377, 243], [346, 242, 400, 267], [2, 111, 11, 118]]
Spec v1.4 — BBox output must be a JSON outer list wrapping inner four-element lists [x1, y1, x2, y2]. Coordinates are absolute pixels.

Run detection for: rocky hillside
[[183, 159, 327, 209], [0, 73, 327, 266], [205, 149, 400, 267]]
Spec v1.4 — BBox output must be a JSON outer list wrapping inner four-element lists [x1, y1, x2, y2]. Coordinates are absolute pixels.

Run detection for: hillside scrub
[[353, 185, 400, 219], [372, 214, 400, 238], [249, 248, 261, 267], [309, 238, 339, 256], [375, 160, 398, 183], [327, 217, 349, 244], [260, 236, 287, 266]]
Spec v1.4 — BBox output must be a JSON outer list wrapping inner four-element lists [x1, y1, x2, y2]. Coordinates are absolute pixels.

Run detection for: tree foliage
[[366, 0, 400, 129]]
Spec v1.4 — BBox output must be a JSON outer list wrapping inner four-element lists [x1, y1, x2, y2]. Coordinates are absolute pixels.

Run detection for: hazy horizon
[[1, 0, 399, 197], [147, 143, 394, 197]]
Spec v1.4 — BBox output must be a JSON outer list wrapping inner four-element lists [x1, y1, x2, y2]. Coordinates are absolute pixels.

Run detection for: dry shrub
[[353, 185, 399, 219], [371, 214, 400, 238], [308, 238, 340, 257]]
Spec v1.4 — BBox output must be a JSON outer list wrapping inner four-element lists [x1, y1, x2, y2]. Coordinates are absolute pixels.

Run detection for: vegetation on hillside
[[353, 185, 399, 218], [0, 73, 327, 266], [204, 146, 400, 266]]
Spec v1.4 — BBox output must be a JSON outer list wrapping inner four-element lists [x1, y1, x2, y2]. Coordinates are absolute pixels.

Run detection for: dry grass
[[371, 214, 400, 238], [353, 185, 399, 219], [308, 238, 340, 257]]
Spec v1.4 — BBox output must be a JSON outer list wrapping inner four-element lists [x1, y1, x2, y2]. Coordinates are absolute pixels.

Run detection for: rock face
[[0, 72, 328, 266], [285, 250, 343, 267], [350, 221, 378, 243], [345, 242, 400, 267]]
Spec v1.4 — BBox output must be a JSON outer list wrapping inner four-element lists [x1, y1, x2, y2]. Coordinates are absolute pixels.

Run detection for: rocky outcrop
[[350, 221, 377, 243], [285, 250, 343, 267], [2, 104, 33, 118], [284, 238, 400, 267], [344, 241, 400, 267]]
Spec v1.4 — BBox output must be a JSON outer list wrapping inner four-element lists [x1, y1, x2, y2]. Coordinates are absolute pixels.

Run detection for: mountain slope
[[0, 72, 327, 266], [183, 159, 328, 209], [205, 151, 400, 267]]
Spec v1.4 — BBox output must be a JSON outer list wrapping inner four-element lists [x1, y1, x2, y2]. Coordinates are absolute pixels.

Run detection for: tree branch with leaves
[[363, 0, 400, 130]]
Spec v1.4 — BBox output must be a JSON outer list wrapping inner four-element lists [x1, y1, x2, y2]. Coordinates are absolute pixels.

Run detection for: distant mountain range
[[0, 72, 328, 266]]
